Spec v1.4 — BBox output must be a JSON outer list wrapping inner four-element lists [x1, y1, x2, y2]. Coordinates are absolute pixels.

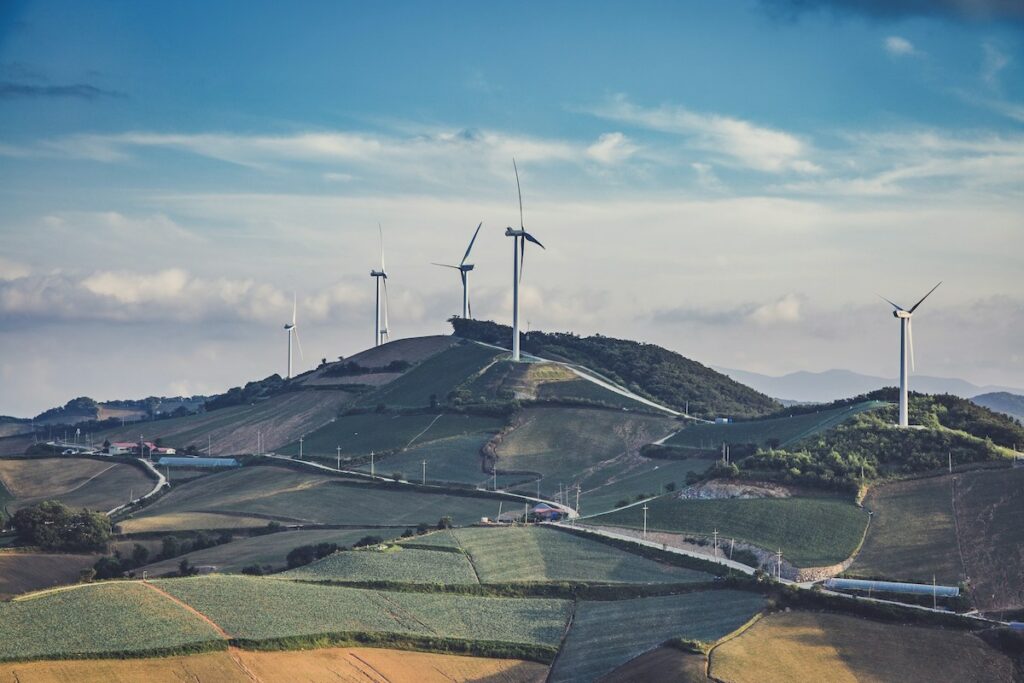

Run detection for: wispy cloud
[[884, 36, 920, 57], [0, 81, 123, 100], [585, 132, 638, 164], [587, 95, 821, 174], [982, 41, 1010, 89], [759, 0, 1024, 23]]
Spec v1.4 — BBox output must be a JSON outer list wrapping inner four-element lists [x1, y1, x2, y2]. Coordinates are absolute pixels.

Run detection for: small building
[[531, 503, 563, 522], [715, 417, 731, 424], [823, 577, 959, 598], [108, 442, 137, 455], [151, 447, 177, 456], [156, 456, 240, 469]]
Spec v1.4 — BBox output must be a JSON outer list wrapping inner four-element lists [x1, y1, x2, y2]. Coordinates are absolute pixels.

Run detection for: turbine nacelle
[[284, 323, 295, 330], [370, 269, 387, 278], [893, 310, 911, 319]]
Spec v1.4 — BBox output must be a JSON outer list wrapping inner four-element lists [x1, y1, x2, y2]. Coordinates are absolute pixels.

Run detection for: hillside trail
[[140, 581, 263, 682]]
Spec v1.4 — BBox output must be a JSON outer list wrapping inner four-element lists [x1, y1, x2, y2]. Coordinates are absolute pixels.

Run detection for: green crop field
[[284, 545, 480, 584], [575, 456, 714, 515], [0, 582, 223, 661], [158, 575, 571, 646], [0, 457, 154, 514], [450, 526, 710, 584], [848, 476, 962, 584], [358, 342, 501, 408], [536, 378, 653, 410], [709, 610, 1015, 683], [354, 433, 493, 486], [550, 590, 765, 682], [666, 401, 885, 449], [139, 528, 391, 576], [399, 529, 462, 550], [0, 552, 100, 600], [124, 464, 510, 531], [954, 467, 1024, 612], [592, 495, 868, 567], [494, 407, 676, 499], [278, 412, 504, 459]]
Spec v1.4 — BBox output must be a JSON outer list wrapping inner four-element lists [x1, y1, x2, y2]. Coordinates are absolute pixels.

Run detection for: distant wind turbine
[[879, 282, 941, 427], [283, 293, 303, 379], [504, 159, 544, 362], [433, 222, 483, 319], [370, 224, 391, 347]]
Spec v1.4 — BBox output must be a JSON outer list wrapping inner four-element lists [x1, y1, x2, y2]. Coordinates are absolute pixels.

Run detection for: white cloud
[[750, 294, 802, 324], [884, 36, 918, 57], [585, 132, 638, 164], [982, 42, 1010, 90], [0, 257, 31, 281], [588, 95, 821, 174]]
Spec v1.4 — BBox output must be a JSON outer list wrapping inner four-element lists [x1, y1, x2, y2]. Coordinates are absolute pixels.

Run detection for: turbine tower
[[879, 282, 941, 427], [370, 225, 390, 347], [283, 293, 303, 379], [433, 222, 483, 319], [504, 159, 544, 362]]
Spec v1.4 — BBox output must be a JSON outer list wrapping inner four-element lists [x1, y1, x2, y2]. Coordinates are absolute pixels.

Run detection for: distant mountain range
[[717, 367, 1024, 406], [970, 392, 1024, 422]]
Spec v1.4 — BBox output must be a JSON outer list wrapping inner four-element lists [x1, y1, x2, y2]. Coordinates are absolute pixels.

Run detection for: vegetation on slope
[[450, 319, 779, 419], [11, 501, 111, 552]]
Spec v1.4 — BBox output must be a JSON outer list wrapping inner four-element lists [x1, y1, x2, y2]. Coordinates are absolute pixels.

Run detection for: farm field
[[954, 466, 1024, 612], [0, 457, 153, 514], [277, 411, 504, 459], [353, 433, 494, 485], [157, 575, 572, 647], [549, 590, 765, 682], [0, 552, 99, 600], [537, 377, 654, 410], [0, 582, 223, 661], [123, 465, 510, 531], [848, 475, 961, 584], [285, 545, 480, 584], [601, 646, 708, 683], [709, 610, 1015, 683], [139, 528, 388, 576], [666, 401, 885, 449], [576, 456, 714, 514], [450, 526, 711, 584], [591, 495, 868, 567], [357, 342, 501, 408], [494, 407, 676, 499], [96, 390, 353, 455]]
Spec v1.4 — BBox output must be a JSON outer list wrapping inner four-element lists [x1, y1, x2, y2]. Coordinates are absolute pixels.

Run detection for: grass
[[0, 582, 224, 661], [277, 412, 503, 459], [537, 377, 653, 410], [358, 342, 501, 408], [399, 529, 462, 550], [574, 456, 714, 514], [125, 465, 511, 531], [284, 545, 480, 584], [494, 407, 676, 499], [353, 433, 494, 486], [709, 610, 1015, 683], [549, 590, 765, 682], [591, 495, 868, 567], [848, 476, 962, 584], [0, 552, 99, 600], [666, 401, 885, 449], [450, 526, 711, 584], [954, 466, 1024, 612], [157, 574, 571, 647], [139, 528, 391, 576], [0, 457, 153, 513]]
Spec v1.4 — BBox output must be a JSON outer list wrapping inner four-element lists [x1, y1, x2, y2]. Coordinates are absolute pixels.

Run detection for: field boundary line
[[140, 580, 232, 640], [451, 530, 483, 585], [406, 413, 444, 448], [704, 611, 766, 683], [543, 598, 577, 683]]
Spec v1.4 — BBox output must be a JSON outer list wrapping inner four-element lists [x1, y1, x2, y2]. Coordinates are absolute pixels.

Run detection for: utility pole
[[730, 537, 735, 559], [933, 575, 937, 610], [642, 504, 649, 539], [298, 436, 303, 460], [713, 529, 719, 558], [948, 451, 952, 473], [421, 459, 426, 485], [493, 468, 497, 490], [497, 501, 503, 523], [337, 446, 342, 471], [776, 549, 783, 580], [370, 451, 375, 477], [208, 434, 212, 456], [575, 485, 580, 513]]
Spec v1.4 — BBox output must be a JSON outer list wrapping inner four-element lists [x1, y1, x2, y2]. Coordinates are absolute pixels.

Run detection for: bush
[[12, 501, 111, 552]]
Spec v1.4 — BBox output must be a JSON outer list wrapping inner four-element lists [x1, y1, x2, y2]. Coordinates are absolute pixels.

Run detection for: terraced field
[[666, 401, 885, 449], [0, 552, 99, 600], [848, 476, 961, 584], [0, 457, 153, 514], [550, 590, 765, 682], [592, 495, 868, 567], [0, 582, 223, 661], [709, 611, 1015, 683], [285, 545, 479, 584], [277, 411, 503, 459], [122, 465, 511, 532], [450, 526, 711, 584], [357, 342, 501, 408], [158, 575, 571, 648], [353, 433, 493, 485]]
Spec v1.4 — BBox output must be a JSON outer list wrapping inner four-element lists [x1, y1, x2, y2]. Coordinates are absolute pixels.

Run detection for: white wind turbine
[[504, 159, 544, 362], [370, 225, 391, 347], [879, 282, 941, 427], [433, 222, 483, 319], [283, 293, 303, 379]]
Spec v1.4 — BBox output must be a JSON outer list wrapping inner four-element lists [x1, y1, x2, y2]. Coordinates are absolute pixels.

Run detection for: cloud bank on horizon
[[0, 1, 1021, 416]]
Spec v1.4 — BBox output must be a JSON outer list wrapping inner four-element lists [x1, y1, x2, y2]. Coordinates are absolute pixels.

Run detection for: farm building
[[156, 456, 240, 469], [532, 503, 563, 521], [824, 577, 959, 597]]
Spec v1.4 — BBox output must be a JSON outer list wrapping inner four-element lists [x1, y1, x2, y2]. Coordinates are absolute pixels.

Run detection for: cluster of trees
[[93, 543, 151, 579], [91, 531, 234, 580], [450, 318, 779, 419], [323, 360, 411, 377], [11, 501, 111, 552], [204, 374, 287, 411]]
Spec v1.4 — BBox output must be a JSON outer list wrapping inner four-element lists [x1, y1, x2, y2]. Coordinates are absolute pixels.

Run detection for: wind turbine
[[504, 159, 544, 362], [370, 225, 390, 347], [283, 293, 303, 379], [433, 222, 483, 319], [879, 282, 941, 427]]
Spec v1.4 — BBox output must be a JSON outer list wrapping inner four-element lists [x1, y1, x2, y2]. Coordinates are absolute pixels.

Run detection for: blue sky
[[1, 1, 1022, 415]]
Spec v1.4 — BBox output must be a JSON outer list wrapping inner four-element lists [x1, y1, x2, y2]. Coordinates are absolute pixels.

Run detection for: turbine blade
[[519, 236, 526, 283], [908, 317, 915, 372], [461, 222, 483, 266], [467, 292, 473, 319], [292, 292, 297, 326], [460, 270, 467, 288], [513, 158, 524, 229], [382, 277, 390, 342], [293, 327, 304, 362], [522, 231, 545, 249], [908, 281, 942, 314], [431, 262, 461, 270], [877, 294, 904, 311], [378, 223, 386, 273]]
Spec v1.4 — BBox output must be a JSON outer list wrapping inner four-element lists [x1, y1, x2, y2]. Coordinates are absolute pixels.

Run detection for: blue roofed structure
[[824, 577, 959, 598], [156, 456, 240, 468]]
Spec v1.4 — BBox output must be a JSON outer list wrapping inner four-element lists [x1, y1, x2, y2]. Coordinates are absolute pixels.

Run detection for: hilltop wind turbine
[[370, 224, 390, 347], [504, 159, 544, 362], [433, 222, 483, 319], [283, 293, 303, 379], [879, 282, 941, 427]]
